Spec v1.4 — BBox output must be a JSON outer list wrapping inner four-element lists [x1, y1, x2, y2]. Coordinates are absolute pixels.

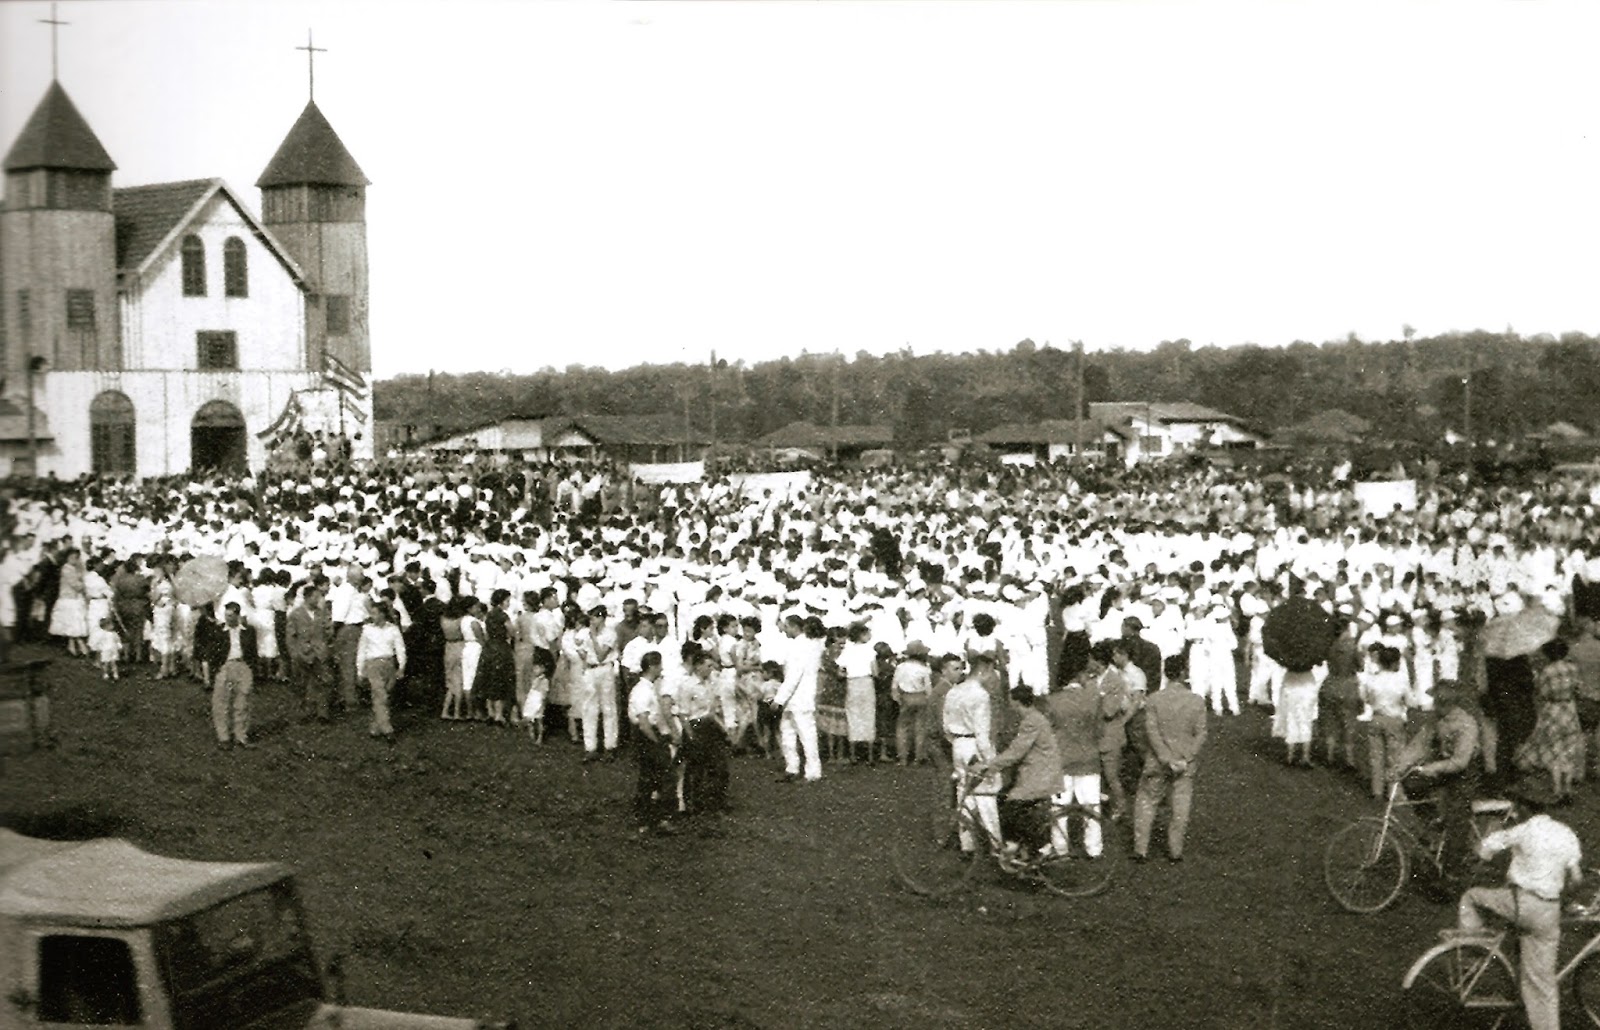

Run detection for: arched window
[[89, 391, 136, 476], [223, 236, 248, 298], [181, 235, 206, 297]]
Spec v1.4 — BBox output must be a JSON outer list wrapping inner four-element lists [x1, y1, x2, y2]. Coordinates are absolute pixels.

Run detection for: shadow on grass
[[1, 802, 141, 840]]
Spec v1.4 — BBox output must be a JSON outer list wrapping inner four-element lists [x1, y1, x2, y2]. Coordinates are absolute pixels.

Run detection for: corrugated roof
[[976, 418, 1128, 445], [256, 101, 369, 188], [111, 178, 308, 289], [1278, 408, 1371, 443], [112, 179, 217, 272], [1090, 401, 1244, 425], [3, 80, 116, 173], [756, 421, 894, 448], [564, 414, 709, 446]]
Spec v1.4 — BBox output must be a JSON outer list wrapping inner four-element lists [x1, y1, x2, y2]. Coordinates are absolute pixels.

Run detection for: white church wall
[[38, 369, 325, 478], [119, 191, 306, 372]]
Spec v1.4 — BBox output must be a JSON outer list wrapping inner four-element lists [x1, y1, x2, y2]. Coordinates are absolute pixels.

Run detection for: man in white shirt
[[773, 617, 824, 782], [1447, 789, 1582, 1030], [578, 605, 620, 761], [355, 601, 407, 744], [628, 651, 679, 836], [942, 652, 1002, 851], [327, 569, 371, 714]]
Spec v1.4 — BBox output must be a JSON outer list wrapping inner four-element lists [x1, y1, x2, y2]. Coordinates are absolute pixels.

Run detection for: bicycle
[[1401, 875, 1600, 1028], [1324, 774, 1517, 914], [892, 767, 1115, 899]]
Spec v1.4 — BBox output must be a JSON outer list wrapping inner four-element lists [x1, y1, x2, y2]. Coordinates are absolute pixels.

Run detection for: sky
[[2, 1, 1598, 377]]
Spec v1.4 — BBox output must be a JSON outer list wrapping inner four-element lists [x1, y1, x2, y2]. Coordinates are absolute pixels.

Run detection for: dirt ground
[[7, 649, 1599, 1030]]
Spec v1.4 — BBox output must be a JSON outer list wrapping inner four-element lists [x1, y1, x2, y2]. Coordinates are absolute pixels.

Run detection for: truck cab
[[0, 830, 509, 1030]]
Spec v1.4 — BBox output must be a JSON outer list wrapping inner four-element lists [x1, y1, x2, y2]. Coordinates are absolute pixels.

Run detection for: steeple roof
[[3, 80, 116, 173], [256, 101, 368, 188]]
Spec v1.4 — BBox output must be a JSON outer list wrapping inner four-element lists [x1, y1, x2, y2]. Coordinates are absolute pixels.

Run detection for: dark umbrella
[[1262, 597, 1339, 672]]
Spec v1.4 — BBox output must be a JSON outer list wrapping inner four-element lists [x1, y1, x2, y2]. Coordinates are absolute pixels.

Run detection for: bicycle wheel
[[891, 803, 984, 899], [1031, 804, 1114, 898], [1324, 817, 1407, 913], [1571, 952, 1600, 1026], [1401, 940, 1518, 1029]]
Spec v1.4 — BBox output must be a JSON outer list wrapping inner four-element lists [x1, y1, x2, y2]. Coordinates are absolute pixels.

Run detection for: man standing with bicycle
[[1395, 679, 1481, 891], [1443, 784, 1581, 1030]]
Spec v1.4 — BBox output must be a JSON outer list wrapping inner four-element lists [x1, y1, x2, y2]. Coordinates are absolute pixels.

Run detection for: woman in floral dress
[[1515, 638, 1586, 804]]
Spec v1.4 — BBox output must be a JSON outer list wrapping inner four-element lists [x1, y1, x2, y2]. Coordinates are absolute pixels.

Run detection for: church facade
[[0, 79, 375, 479]]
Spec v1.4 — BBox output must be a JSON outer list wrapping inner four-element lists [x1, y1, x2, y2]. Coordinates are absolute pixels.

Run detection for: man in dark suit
[[287, 582, 334, 722], [211, 601, 259, 749]]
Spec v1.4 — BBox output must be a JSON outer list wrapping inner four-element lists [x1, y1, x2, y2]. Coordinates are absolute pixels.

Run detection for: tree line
[[373, 330, 1600, 448]]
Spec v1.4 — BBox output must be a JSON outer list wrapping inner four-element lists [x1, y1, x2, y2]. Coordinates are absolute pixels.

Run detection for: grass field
[[7, 648, 1598, 1030]]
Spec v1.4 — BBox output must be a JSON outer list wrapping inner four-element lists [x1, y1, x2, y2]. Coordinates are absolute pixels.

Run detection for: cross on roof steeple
[[295, 29, 326, 101], [40, 2, 69, 81]]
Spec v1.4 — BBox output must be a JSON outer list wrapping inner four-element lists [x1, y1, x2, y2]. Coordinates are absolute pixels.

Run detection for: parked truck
[[0, 829, 511, 1029]]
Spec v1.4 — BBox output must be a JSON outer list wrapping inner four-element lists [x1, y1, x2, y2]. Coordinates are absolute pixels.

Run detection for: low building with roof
[[1088, 401, 1267, 462], [975, 418, 1132, 464], [1277, 408, 1372, 447], [753, 421, 894, 462], [418, 413, 715, 464]]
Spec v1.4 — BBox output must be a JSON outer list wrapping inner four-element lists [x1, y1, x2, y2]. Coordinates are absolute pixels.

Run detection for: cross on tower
[[40, 1, 68, 81], [296, 29, 326, 101]]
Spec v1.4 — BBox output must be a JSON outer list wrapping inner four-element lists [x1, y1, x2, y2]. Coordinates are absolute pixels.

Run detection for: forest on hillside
[[373, 330, 1600, 447]]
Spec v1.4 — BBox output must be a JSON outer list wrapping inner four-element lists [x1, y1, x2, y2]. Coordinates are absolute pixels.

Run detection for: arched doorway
[[191, 400, 246, 473], [89, 391, 136, 475]]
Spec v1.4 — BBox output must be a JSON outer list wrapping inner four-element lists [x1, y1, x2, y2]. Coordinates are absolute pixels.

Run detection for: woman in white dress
[[460, 597, 486, 720], [83, 560, 115, 664], [251, 571, 286, 681], [559, 614, 588, 743], [147, 560, 178, 679], [47, 548, 89, 656]]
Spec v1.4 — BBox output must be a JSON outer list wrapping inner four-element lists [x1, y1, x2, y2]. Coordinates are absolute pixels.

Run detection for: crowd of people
[[4, 454, 1600, 826], [8, 449, 1600, 1030]]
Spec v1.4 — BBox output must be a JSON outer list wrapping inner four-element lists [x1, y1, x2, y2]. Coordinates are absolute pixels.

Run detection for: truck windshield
[[155, 879, 323, 1030]]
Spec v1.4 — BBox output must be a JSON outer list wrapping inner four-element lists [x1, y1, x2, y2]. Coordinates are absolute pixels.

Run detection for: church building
[[0, 69, 375, 478]]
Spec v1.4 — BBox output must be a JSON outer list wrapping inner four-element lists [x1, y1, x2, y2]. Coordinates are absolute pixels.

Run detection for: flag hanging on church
[[257, 392, 303, 446], [322, 353, 368, 402]]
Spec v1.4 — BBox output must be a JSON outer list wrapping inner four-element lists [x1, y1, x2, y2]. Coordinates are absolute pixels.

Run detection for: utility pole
[[1074, 340, 1085, 462], [681, 388, 691, 464], [830, 356, 840, 462], [708, 349, 717, 462]]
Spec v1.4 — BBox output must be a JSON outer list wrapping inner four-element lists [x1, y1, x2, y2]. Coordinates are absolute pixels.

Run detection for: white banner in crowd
[[728, 471, 813, 497], [1353, 478, 1417, 516], [999, 453, 1038, 467], [628, 461, 705, 484]]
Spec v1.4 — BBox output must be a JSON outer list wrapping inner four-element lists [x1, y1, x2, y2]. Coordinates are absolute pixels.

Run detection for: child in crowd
[[96, 615, 122, 681]]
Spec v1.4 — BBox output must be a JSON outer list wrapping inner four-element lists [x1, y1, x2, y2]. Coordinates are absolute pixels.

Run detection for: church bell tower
[[1, 79, 118, 379], [257, 93, 370, 379]]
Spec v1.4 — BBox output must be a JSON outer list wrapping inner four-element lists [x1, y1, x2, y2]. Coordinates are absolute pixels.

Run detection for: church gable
[[117, 184, 308, 372], [114, 178, 307, 290]]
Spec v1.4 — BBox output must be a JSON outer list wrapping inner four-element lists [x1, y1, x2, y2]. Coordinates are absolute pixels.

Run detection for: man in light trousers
[[212, 602, 257, 749], [356, 601, 406, 743], [943, 653, 1002, 850], [579, 605, 620, 759], [1446, 788, 1581, 1030], [774, 617, 824, 782]]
